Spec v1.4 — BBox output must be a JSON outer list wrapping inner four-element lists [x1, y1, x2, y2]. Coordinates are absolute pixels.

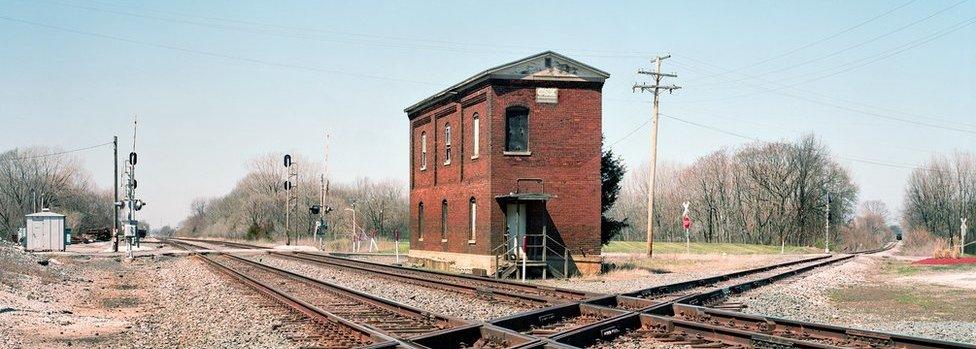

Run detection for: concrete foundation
[[409, 249, 603, 277]]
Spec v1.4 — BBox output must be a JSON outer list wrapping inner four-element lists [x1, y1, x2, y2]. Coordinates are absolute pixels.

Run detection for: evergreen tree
[[601, 144, 628, 245]]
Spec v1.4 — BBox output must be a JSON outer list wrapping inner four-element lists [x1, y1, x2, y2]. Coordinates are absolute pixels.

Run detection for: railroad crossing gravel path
[[241, 254, 531, 321], [728, 255, 976, 344]]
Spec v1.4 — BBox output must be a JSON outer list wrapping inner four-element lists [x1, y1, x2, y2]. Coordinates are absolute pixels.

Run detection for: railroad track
[[627, 255, 835, 304], [169, 237, 595, 307], [167, 238, 973, 349], [166, 239, 403, 348]]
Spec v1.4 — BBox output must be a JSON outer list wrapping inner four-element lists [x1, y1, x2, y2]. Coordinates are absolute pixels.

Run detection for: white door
[[506, 203, 527, 254], [31, 219, 45, 250]]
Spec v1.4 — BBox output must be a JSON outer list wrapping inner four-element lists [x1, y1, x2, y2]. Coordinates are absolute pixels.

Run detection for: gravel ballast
[[243, 254, 530, 321], [728, 255, 976, 344]]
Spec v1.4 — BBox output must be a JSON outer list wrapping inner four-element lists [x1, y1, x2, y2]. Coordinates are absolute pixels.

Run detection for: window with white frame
[[472, 113, 480, 158], [444, 123, 452, 164], [420, 132, 427, 170], [469, 197, 476, 243]]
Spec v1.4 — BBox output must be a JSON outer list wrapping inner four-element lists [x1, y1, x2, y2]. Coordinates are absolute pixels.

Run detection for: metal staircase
[[492, 228, 572, 280]]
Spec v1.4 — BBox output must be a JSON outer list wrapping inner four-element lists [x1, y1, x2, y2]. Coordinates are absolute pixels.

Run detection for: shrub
[[900, 229, 939, 256]]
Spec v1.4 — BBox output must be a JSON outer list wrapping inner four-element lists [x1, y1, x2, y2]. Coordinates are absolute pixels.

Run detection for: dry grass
[[931, 239, 962, 259], [900, 229, 942, 256]]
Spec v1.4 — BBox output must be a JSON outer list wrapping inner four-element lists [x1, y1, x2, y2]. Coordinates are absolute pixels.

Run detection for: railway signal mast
[[118, 116, 146, 258], [283, 154, 297, 245]]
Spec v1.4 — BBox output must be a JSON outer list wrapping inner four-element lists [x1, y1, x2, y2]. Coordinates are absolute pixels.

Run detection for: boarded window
[[441, 200, 448, 241], [505, 107, 529, 152], [418, 202, 424, 240], [420, 132, 428, 170]]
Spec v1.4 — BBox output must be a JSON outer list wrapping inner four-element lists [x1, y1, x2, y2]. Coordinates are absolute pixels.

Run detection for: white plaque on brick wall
[[536, 88, 558, 104]]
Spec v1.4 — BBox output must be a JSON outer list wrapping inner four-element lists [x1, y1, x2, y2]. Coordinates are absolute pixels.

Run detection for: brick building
[[405, 51, 608, 277]]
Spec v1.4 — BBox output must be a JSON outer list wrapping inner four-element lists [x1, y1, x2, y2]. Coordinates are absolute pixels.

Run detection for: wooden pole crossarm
[[637, 70, 678, 78]]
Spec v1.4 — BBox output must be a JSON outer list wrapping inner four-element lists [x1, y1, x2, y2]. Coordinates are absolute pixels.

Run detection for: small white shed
[[25, 209, 66, 252]]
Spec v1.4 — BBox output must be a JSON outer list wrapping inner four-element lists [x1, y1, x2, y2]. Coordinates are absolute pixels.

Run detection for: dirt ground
[[730, 250, 976, 344], [0, 241, 300, 348], [833, 259, 976, 323]]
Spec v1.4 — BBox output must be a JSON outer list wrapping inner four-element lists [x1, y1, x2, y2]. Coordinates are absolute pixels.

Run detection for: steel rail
[[168, 238, 969, 349], [548, 312, 843, 349], [168, 238, 468, 339], [169, 237, 597, 304], [672, 303, 976, 349], [678, 255, 856, 308], [165, 239, 404, 349], [623, 254, 831, 300], [216, 254, 469, 338]]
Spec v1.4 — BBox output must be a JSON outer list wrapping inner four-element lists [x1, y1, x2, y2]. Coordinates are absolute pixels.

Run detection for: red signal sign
[[682, 216, 692, 229]]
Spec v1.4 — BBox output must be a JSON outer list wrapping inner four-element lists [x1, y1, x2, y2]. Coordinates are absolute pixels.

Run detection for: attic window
[[544, 57, 552, 68]]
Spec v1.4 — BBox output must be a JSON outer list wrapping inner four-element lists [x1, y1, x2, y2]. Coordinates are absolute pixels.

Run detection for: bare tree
[[609, 135, 858, 248], [903, 152, 976, 252]]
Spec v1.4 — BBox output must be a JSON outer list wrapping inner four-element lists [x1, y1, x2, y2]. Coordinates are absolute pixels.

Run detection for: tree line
[[0, 147, 114, 241], [607, 135, 863, 250], [178, 153, 408, 242], [902, 152, 975, 254]]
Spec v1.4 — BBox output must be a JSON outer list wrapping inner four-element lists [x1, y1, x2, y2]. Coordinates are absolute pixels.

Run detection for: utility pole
[[112, 136, 119, 253], [633, 54, 680, 258]]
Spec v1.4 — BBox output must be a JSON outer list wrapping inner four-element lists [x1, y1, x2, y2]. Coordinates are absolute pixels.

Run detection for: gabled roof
[[27, 211, 65, 218], [405, 51, 610, 115]]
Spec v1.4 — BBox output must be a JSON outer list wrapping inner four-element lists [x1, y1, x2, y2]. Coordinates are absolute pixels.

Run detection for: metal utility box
[[25, 210, 66, 251]]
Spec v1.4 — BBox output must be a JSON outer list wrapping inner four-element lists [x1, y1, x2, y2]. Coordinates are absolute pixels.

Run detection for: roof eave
[[404, 51, 609, 116]]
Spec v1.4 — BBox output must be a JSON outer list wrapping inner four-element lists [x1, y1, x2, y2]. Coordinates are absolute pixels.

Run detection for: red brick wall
[[409, 88, 492, 255], [408, 81, 603, 256], [488, 82, 603, 255]]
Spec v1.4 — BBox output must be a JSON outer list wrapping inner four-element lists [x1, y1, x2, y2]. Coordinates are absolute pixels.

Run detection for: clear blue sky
[[1, 0, 973, 227]]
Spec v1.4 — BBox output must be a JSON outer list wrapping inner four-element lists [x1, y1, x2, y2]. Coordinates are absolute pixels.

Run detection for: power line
[[686, 0, 918, 83], [41, 0, 658, 59], [666, 17, 976, 134], [1, 141, 114, 161], [658, 112, 952, 174], [693, 0, 969, 88], [669, 104, 943, 156], [0, 15, 440, 86], [671, 55, 976, 130]]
